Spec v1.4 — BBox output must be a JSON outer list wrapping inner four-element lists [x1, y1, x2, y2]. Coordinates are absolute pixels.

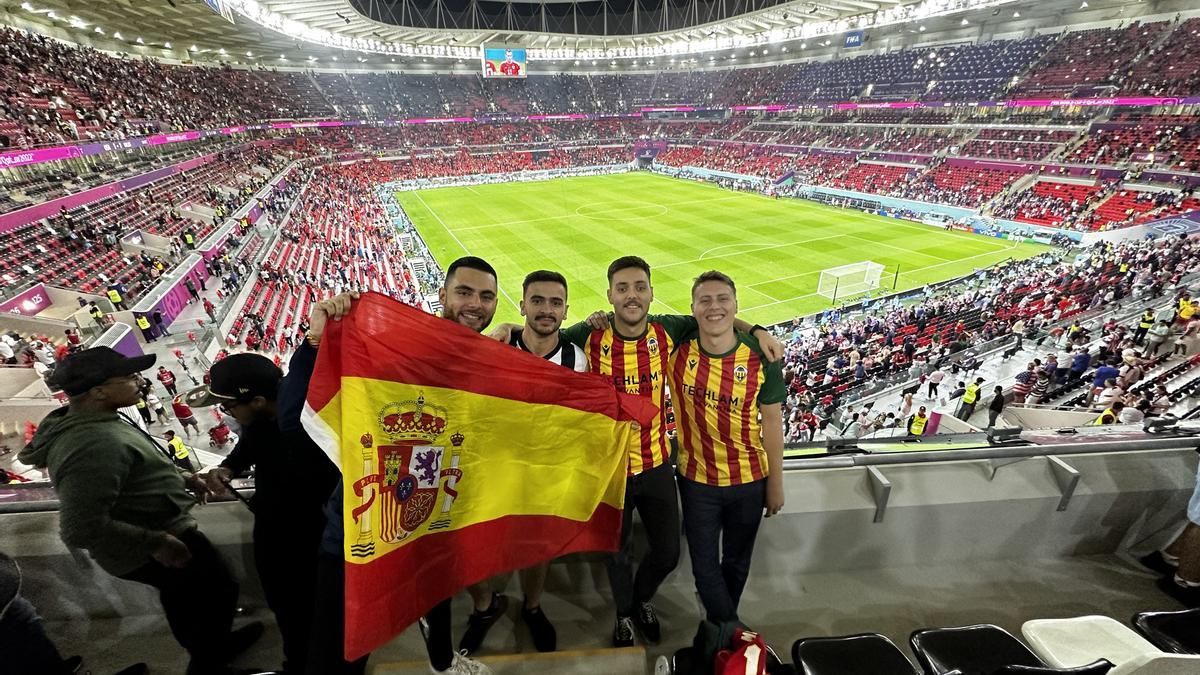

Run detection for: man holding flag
[[301, 257, 645, 674]]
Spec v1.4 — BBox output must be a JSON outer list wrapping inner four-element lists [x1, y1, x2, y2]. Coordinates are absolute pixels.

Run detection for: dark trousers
[[927, 382, 939, 398], [988, 409, 1002, 428], [0, 595, 72, 674], [164, 383, 178, 397], [141, 326, 157, 342], [956, 401, 976, 421], [604, 461, 681, 616], [255, 517, 321, 673], [1134, 326, 1149, 345], [117, 529, 239, 675], [424, 598, 454, 671], [677, 477, 765, 624], [305, 552, 369, 675]]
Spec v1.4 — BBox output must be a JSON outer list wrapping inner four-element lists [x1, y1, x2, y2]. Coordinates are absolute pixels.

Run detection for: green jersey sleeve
[[559, 320, 593, 349], [647, 313, 699, 344], [743, 332, 786, 405]]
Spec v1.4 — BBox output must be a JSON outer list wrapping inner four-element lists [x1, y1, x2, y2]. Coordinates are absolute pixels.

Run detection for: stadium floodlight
[[817, 261, 885, 304], [225, 0, 1022, 62]]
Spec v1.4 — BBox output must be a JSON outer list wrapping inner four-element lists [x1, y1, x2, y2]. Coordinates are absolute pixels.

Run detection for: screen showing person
[[482, 47, 527, 78]]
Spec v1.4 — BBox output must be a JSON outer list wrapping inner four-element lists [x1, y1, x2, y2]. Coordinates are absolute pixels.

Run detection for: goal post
[[817, 261, 886, 304]]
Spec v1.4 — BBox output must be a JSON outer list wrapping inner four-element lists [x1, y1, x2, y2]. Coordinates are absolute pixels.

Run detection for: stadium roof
[[1, 0, 1028, 62]]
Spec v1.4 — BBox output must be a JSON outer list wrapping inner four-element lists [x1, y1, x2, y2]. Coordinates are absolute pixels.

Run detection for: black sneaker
[[521, 603, 557, 653], [634, 602, 661, 643], [1139, 550, 1179, 576], [459, 593, 509, 654], [1156, 575, 1200, 608], [223, 621, 265, 661], [613, 616, 635, 648]]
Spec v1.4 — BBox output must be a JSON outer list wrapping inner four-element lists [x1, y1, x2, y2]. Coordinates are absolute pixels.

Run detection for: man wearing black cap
[[18, 347, 263, 675], [188, 350, 339, 675]]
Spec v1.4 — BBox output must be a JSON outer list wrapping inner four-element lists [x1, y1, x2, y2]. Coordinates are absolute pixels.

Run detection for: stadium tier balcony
[[1010, 22, 1169, 98], [0, 146, 284, 299], [876, 128, 962, 154], [893, 164, 1024, 208], [1121, 18, 1200, 97], [828, 162, 918, 192], [993, 180, 1103, 228], [959, 138, 1062, 161], [656, 144, 789, 178]]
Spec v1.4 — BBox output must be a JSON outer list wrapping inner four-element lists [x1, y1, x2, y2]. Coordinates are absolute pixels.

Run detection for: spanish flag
[[301, 292, 652, 659]]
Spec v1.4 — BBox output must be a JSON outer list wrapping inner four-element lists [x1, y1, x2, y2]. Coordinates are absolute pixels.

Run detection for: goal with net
[[817, 261, 886, 303]]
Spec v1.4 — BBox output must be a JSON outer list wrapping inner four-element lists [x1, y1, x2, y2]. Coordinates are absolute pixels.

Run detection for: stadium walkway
[[56, 550, 1183, 673]]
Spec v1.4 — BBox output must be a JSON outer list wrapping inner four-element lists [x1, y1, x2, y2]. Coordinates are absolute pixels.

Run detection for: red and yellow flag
[[301, 292, 652, 659]]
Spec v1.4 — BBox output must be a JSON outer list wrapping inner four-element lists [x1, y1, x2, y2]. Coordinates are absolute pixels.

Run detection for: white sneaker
[[431, 649, 493, 674], [654, 655, 671, 674]]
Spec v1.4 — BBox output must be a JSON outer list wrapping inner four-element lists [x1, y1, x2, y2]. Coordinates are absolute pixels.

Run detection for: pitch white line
[[412, 192, 521, 313], [840, 232, 955, 262], [656, 233, 851, 270], [699, 242, 773, 259], [449, 194, 746, 232], [740, 242, 1023, 312]]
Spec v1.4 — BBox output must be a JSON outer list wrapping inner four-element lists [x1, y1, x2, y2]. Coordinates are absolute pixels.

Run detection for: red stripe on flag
[[342, 504, 622, 660]]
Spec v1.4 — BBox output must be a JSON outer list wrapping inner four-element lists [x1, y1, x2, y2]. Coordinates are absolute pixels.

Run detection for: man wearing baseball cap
[[187, 350, 339, 675], [18, 347, 262, 675]]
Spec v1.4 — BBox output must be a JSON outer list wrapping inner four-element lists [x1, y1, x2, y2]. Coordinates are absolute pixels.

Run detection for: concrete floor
[[48, 553, 1186, 674]]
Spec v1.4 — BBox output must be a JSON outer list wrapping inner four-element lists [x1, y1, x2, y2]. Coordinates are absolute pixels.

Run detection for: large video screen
[[482, 47, 527, 79]]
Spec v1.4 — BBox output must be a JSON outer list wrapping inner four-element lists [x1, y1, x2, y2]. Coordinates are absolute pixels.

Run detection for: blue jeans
[[677, 477, 766, 623]]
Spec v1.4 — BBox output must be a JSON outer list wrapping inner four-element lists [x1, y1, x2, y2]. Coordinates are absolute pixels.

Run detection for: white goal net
[[817, 261, 886, 302]]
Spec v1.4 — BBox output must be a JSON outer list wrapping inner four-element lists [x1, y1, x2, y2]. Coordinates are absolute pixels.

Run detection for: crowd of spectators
[[6, 16, 1200, 149], [777, 234, 1200, 441]]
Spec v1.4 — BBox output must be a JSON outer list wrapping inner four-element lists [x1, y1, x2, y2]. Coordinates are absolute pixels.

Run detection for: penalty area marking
[[741, 241, 1025, 313]]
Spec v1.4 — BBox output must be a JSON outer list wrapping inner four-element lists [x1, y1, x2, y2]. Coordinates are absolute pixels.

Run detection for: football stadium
[[4, 0, 1200, 672]]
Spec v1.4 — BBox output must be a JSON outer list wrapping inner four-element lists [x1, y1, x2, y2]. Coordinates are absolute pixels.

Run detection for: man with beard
[[490, 256, 783, 647], [469, 270, 587, 654], [19, 348, 263, 675], [306, 257, 497, 675]]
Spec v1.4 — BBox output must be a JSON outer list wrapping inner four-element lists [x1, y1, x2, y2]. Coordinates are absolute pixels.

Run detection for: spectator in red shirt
[[171, 396, 200, 438], [156, 366, 178, 397]]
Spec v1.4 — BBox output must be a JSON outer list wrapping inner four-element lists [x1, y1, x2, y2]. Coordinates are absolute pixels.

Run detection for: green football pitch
[[396, 172, 1049, 327]]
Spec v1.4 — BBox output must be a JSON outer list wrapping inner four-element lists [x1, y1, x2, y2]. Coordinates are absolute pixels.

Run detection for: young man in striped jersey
[[493, 256, 782, 646], [671, 270, 785, 625], [471, 270, 587, 654]]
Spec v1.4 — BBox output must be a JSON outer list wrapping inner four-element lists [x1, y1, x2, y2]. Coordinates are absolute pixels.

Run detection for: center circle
[[575, 201, 670, 221]]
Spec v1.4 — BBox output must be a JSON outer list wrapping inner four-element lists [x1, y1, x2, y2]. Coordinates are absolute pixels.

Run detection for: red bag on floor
[[715, 628, 768, 675]]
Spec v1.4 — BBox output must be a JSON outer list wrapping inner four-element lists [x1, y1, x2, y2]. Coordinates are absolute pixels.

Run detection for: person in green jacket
[[19, 347, 262, 675]]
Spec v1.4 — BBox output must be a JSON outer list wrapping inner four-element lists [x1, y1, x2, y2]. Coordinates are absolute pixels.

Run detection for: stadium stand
[[8, 9, 1200, 675]]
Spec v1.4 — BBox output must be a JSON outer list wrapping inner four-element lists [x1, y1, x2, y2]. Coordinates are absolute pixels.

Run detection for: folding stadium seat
[[1133, 609, 1200, 655], [794, 633, 925, 674], [910, 624, 1113, 674], [1021, 617, 1166, 670]]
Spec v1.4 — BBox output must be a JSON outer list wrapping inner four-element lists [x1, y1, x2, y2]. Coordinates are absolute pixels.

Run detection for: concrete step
[[373, 645, 649, 675]]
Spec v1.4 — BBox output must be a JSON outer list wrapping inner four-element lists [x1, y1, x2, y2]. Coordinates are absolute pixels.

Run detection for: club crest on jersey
[[346, 395, 466, 559], [647, 336, 659, 356], [733, 364, 748, 384]]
